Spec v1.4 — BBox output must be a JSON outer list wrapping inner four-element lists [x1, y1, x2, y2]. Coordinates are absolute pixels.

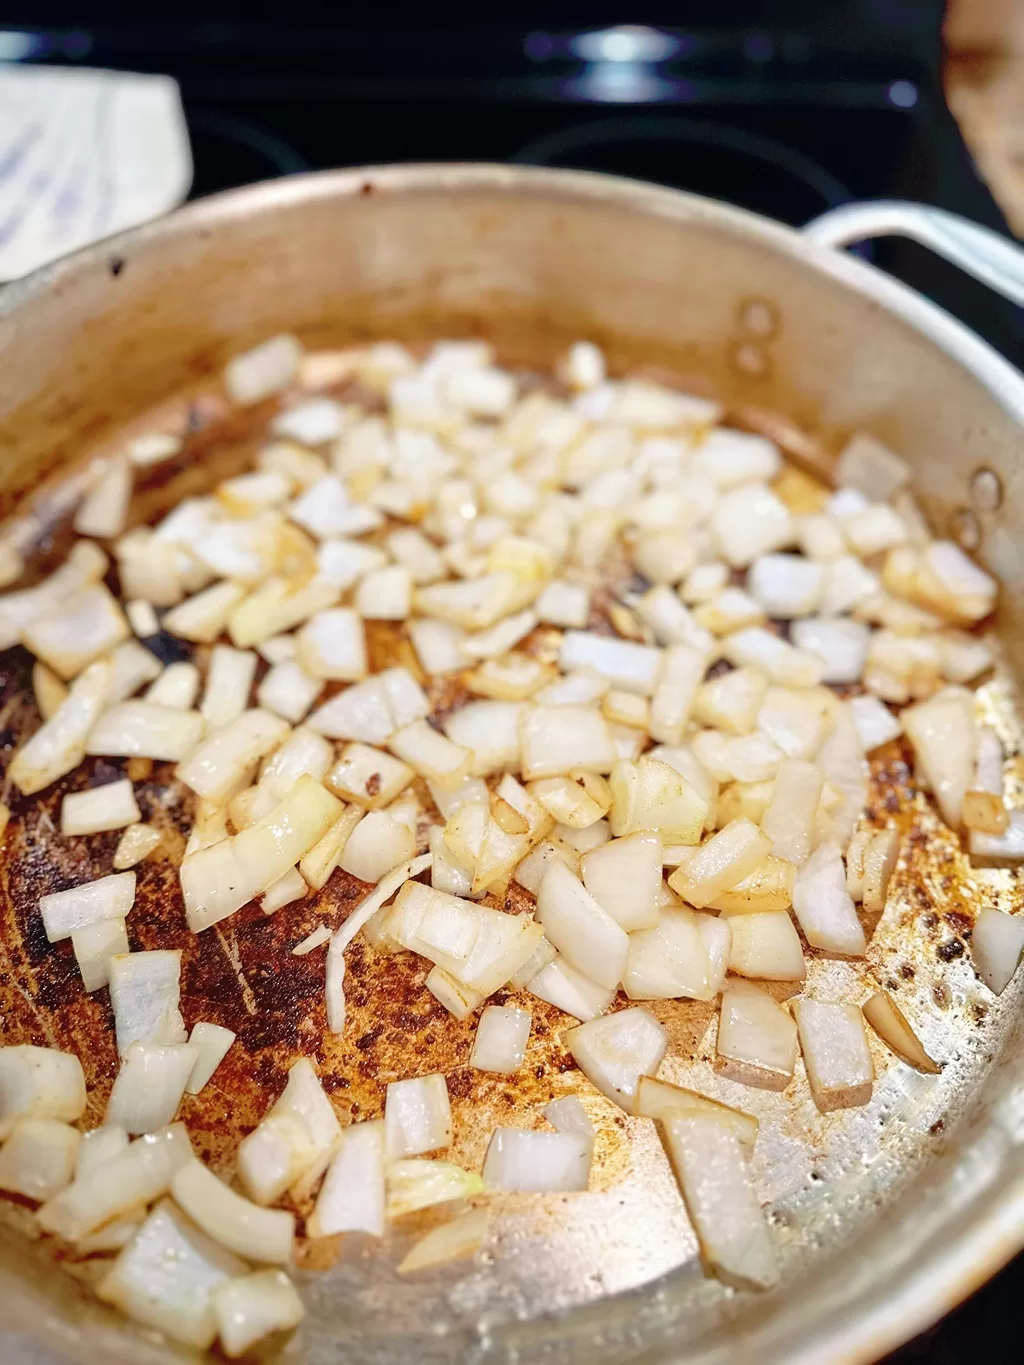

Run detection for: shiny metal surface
[[1, 165, 1024, 1365]]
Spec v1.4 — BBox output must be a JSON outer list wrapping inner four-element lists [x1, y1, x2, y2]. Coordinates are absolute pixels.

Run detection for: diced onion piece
[[261, 866, 308, 914], [60, 779, 141, 836], [296, 608, 368, 681], [649, 644, 707, 746], [75, 1210, 144, 1255], [181, 777, 342, 931], [580, 832, 662, 931], [835, 432, 911, 500], [849, 694, 902, 752], [327, 742, 414, 809], [334, 853, 433, 953], [760, 759, 823, 867], [72, 916, 130, 991], [424, 967, 484, 1020], [529, 774, 607, 829], [622, 907, 713, 1001], [520, 704, 616, 780], [164, 581, 247, 644], [33, 661, 68, 721], [711, 482, 794, 569], [536, 580, 591, 629], [298, 805, 365, 892], [106, 1042, 198, 1134], [938, 629, 994, 684], [559, 631, 662, 696], [565, 1007, 668, 1110], [513, 839, 578, 896], [609, 755, 708, 844], [466, 653, 552, 701], [307, 675, 392, 741], [543, 1095, 596, 1149], [791, 617, 870, 684], [862, 991, 940, 1073], [307, 1119, 385, 1238], [820, 555, 880, 616], [126, 598, 159, 638], [535, 861, 628, 988], [408, 618, 467, 675], [171, 1160, 295, 1264], [722, 627, 824, 687], [352, 565, 413, 621], [696, 912, 730, 994], [258, 634, 297, 665], [667, 817, 771, 908], [528, 955, 615, 1021], [470, 1006, 532, 1074], [963, 790, 1008, 836], [694, 668, 767, 738], [339, 810, 416, 884], [791, 998, 874, 1113], [40, 870, 136, 942], [389, 719, 471, 788], [384, 1074, 453, 1159], [397, 1207, 489, 1276], [237, 1115, 318, 1208], [386, 1157, 485, 1217], [716, 980, 798, 1090], [727, 911, 805, 980], [176, 708, 289, 804], [0, 1116, 79, 1202], [659, 1113, 780, 1290], [812, 702, 869, 847], [902, 687, 977, 827], [10, 658, 111, 794], [536, 670, 609, 707], [146, 661, 201, 710], [556, 818, 611, 853], [916, 541, 997, 624], [602, 688, 650, 728], [292, 924, 331, 956], [37, 1123, 193, 1240], [748, 553, 824, 618], [75, 1124, 129, 1181], [199, 646, 257, 731], [98, 1198, 246, 1351], [970, 810, 1024, 865], [212, 1269, 305, 1359], [186, 1022, 236, 1094], [229, 576, 342, 648], [416, 573, 536, 632], [0, 539, 108, 650], [225, 333, 301, 404], [109, 949, 185, 1055], [108, 640, 164, 702], [861, 828, 899, 913], [481, 1128, 590, 1193], [273, 395, 346, 445], [444, 700, 523, 776], [325, 931, 346, 1035], [87, 700, 205, 762], [634, 1074, 758, 1146], [972, 906, 1024, 994], [708, 855, 794, 913], [24, 582, 129, 681], [693, 586, 765, 636], [790, 841, 864, 956]]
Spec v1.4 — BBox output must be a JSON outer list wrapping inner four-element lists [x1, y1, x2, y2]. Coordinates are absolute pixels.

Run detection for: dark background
[[1, 2, 1020, 1357]]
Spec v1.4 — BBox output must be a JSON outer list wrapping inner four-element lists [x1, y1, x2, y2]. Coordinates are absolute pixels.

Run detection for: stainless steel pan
[[2, 166, 1024, 1365]]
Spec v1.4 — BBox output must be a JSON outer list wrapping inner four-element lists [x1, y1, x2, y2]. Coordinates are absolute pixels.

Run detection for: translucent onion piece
[[565, 1007, 668, 1110], [0, 1117, 79, 1201], [61, 779, 141, 836], [146, 661, 201, 710], [659, 1113, 780, 1291], [972, 907, 1024, 995], [481, 1128, 590, 1193], [667, 818, 771, 909], [328, 742, 414, 809], [75, 1124, 129, 1181], [791, 842, 866, 956], [171, 1160, 296, 1264], [109, 949, 186, 1055], [40, 870, 136, 942], [326, 931, 346, 1034], [559, 631, 662, 696], [23, 582, 129, 681], [902, 688, 977, 828], [308, 1119, 385, 1238], [528, 955, 615, 1022], [164, 580, 247, 644], [0, 1047, 86, 1140], [113, 822, 164, 871], [10, 658, 111, 795], [176, 708, 289, 805], [334, 852, 433, 953], [792, 998, 874, 1112], [261, 866, 308, 914], [470, 1006, 532, 1074], [609, 755, 708, 843], [225, 333, 301, 405], [535, 861, 629, 988], [622, 907, 713, 1002], [580, 832, 662, 932], [397, 1207, 489, 1275], [106, 1042, 198, 1134], [212, 1268, 305, 1359], [86, 700, 205, 762], [72, 916, 130, 992], [543, 1095, 596, 1149], [727, 911, 806, 981], [237, 1114, 318, 1207], [185, 1022, 236, 1094], [384, 1074, 452, 1159], [716, 980, 798, 1090], [633, 1074, 758, 1147], [862, 991, 940, 1073]]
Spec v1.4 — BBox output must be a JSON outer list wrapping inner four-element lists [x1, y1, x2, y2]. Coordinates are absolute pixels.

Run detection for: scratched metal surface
[[0, 375, 1018, 1365]]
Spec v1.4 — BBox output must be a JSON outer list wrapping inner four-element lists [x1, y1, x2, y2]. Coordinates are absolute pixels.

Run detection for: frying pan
[[1, 166, 1024, 1365]]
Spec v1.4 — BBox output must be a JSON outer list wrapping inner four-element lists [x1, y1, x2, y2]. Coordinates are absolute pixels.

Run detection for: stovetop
[[9, 10, 1024, 1356]]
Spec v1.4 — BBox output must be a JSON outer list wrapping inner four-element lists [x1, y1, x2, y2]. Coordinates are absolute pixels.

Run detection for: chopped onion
[[97, 1198, 247, 1351], [40, 870, 136, 942], [389, 718, 471, 787], [789, 841, 866, 955], [106, 1041, 198, 1134], [171, 1160, 295, 1264], [61, 779, 141, 836], [296, 607, 368, 681], [513, 839, 578, 896], [408, 617, 467, 675], [902, 687, 977, 827], [177, 708, 289, 804], [0, 1046, 85, 1142], [849, 694, 902, 752], [212, 1268, 305, 1359], [694, 586, 766, 636], [0, 1117, 79, 1201], [327, 742, 414, 808], [125, 597, 159, 638], [970, 810, 1024, 864], [760, 759, 823, 867], [333, 852, 433, 952], [293, 925, 330, 956], [109, 949, 186, 1054], [397, 1207, 489, 1276], [559, 631, 662, 696], [792, 998, 873, 1111], [424, 967, 484, 1020], [536, 580, 591, 629], [536, 670, 609, 707], [658, 1113, 780, 1290], [791, 617, 870, 684], [308, 1119, 385, 1238], [10, 657, 111, 795], [299, 804, 366, 892], [108, 640, 165, 702], [862, 991, 940, 1073], [229, 576, 342, 648], [634, 1074, 758, 1146], [972, 907, 1024, 994], [543, 1094, 596, 1150], [146, 661, 201, 710], [237, 1114, 318, 1206], [835, 432, 911, 500], [416, 573, 536, 632], [24, 582, 129, 681], [444, 700, 524, 776], [33, 660, 68, 722], [197, 646, 257, 732], [708, 854, 794, 913], [470, 1006, 532, 1074], [72, 916, 130, 991], [580, 831, 662, 932], [861, 828, 899, 913], [74, 1124, 129, 1182], [338, 810, 415, 884], [722, 627, 824, 687], [727, 910, 806, 980], [528, 955, 615, 1021], [38, 1123, 193, 1241], [87, 700, 205, 762], [181, 777, 342, 931], [622, 907, 713, 1001], [963, 790, 1008, 836], [696, 913, 730, 994], [386, 1157, 485, 1217], [535, 861, 628, 988], [163, 580, 247, 644], [225, 333, 301, 405], [261, 865, 308, 914], [916, 540, 997, 624], [185, 1022, 236, 1094], [609, 754, 708, 844], [520, 704, 616, 780], [716, 980, 798, 1090], [565, 1007, 668, 1109], [325, 930, 346, 1034], [648, 644, 707, 746], [384, 1074, 453, 1159], [481, 1128, 590, 1193], [667, 817, 771, 908]]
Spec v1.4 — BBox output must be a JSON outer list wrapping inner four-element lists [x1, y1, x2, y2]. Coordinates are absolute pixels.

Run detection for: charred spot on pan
[[356, 1027, 383, 1051], [936, 939, 965, 963], [930, 1119, 945, 1135], [108, 255, 125, 277]]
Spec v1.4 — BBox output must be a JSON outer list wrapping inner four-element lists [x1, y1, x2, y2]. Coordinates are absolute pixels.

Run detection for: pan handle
[[804, 200, 1024, 307]]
